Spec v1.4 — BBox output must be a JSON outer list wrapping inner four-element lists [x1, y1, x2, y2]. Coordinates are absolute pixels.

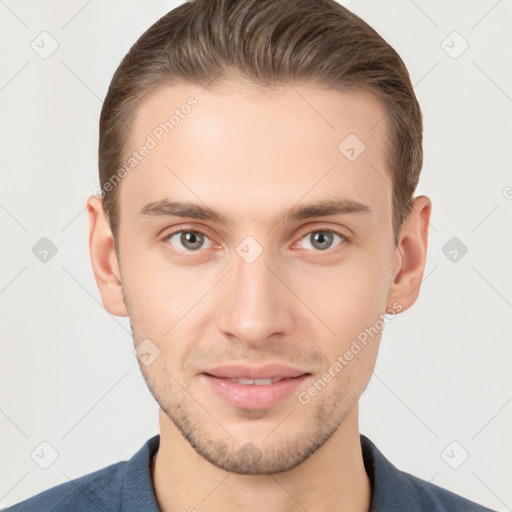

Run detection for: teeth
[[227, 378, 282, 385]]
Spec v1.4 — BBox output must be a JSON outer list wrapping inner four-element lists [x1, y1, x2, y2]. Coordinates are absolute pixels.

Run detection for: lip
[[200, 364, 312, 410], [202, 363, 309, 380]]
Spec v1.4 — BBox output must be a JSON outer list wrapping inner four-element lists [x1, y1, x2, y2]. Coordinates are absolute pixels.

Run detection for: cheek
[[298, 251, 388, 316], [119, 256, 171, 335], [121, 242, 186, 304], [297, 249, 391, 344]]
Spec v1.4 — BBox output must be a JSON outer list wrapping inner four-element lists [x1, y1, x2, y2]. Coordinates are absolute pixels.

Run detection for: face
[[96, 82, 408, 475]]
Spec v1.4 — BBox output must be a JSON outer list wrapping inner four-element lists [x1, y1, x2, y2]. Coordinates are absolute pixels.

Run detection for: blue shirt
[[2, 434, 496, 511]]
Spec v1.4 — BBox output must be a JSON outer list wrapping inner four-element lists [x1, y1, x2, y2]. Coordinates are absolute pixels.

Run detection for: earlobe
[[386, 196, 432, 313], [87, 195, 128, 317]]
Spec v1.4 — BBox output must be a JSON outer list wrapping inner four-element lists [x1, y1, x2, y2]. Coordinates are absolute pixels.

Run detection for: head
[[88, 0, 431, 475]]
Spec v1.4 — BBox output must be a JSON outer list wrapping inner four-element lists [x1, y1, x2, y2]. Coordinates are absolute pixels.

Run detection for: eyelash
[[160, 226, 350, 256]]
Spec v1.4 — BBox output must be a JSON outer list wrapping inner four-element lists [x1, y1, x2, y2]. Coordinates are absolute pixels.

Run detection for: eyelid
[[162, 224, 214, 238], [296, 223, 350, 241]]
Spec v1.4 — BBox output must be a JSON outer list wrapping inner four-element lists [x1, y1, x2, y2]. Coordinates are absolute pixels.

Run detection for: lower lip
[[201, 374, 311, 410]]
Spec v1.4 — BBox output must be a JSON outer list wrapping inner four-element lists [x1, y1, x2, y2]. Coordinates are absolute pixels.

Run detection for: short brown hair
[[99, 0, 422, 248]]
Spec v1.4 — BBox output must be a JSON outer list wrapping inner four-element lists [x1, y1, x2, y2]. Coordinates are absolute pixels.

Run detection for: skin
[[87, 81, 431, 512]]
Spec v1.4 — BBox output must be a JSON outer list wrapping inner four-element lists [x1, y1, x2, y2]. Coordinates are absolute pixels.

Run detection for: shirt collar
[[361, 433, 420, 511], [121, 434, 161, 511]]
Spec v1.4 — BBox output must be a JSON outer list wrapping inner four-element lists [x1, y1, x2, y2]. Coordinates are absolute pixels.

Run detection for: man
[[4, 0, 497, 510]]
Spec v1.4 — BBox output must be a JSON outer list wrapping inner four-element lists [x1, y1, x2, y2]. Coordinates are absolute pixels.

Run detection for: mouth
[[201, 362, 310, 380], [200, 366, 312, 410], [208, 376, 297, 385]]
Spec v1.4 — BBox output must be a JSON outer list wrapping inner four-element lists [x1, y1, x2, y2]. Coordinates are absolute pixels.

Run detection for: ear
[[386, 195, 432, 313], [86, 195, 128, 317]]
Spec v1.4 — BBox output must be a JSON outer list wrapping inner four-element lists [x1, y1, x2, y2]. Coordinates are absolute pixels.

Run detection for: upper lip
[[203, 363, 310, 380]]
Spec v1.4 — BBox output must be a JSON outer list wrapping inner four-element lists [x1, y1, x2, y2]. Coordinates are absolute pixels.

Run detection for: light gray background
[[1, 0, 511, 510]]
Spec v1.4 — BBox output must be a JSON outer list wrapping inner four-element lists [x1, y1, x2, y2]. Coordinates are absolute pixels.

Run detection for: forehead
[[119, 82, 391, 229]]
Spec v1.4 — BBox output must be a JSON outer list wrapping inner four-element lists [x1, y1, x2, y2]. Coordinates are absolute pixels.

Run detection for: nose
[[216, 244, 295, 349]]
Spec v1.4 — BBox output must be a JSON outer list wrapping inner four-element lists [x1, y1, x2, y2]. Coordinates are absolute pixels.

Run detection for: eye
[[161, 226, 348, 256], [164, 229, 214, 252], [297, 229, 347, 252]]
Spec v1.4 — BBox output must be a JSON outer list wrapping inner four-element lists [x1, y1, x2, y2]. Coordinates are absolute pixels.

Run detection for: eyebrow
[[139, 198, 371, 225]]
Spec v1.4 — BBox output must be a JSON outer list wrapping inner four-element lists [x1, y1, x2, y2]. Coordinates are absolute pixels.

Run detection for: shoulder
[[396, 469, 497, 511], [360, 434, 497, 512], [1, 460, 128, 512]]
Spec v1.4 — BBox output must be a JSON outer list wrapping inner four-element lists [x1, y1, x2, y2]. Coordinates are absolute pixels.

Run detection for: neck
[[151, 406, 371, 512]]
